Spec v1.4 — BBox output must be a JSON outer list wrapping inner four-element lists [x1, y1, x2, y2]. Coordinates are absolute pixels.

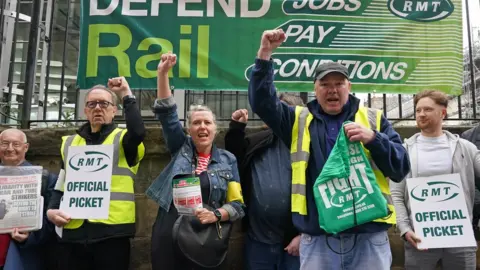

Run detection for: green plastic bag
[[313, 121, 388, 234]]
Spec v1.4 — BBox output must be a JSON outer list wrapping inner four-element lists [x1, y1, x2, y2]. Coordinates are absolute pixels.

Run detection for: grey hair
[[85, 84, 118, 106], [186, 104, 216, 127], [0, 128, 27, 143]]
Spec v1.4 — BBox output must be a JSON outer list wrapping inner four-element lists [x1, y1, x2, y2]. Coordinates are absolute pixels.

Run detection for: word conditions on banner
[[406, 173, 476, 249], [60, 144, 113, 219], [0, 166, 43, 233]]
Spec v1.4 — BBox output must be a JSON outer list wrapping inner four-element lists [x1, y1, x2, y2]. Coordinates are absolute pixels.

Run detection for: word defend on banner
[[406, 173, 476, 249], [0, 166, 43, 233], [77, 0, 462, 94], [61, 145, 113, 219]]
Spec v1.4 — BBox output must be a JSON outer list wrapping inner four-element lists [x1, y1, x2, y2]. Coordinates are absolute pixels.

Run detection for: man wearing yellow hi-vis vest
[[248, 29, 411, 270], [46, 77, 145, 270]]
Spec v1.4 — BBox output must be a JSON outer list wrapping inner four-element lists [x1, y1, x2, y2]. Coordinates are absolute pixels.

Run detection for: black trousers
[[151, 205, 227, 270], [56, 237, 130, 270]]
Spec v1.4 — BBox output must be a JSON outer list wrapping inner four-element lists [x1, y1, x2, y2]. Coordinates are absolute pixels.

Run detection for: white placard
[[406, 173, 477, 249], [61, 144, 113, 219]]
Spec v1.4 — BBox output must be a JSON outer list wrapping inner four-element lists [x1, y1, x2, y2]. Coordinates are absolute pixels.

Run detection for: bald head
[[0, 128, 28, 166]]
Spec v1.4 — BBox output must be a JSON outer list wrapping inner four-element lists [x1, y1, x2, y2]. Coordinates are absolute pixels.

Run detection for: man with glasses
[[46, 77, 146, 270], [0, 128, 58, 270]]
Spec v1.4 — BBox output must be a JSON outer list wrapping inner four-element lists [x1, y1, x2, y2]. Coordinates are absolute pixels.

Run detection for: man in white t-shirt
[[390, 89, 480, 269]]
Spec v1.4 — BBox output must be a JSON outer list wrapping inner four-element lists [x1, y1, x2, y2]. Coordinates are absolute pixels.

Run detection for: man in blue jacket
[[0, 129, 58, 270], [248, 29, 410, 269]]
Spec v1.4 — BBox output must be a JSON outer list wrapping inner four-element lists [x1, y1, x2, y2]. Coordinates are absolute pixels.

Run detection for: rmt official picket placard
[[77, 0, 462, 94], [406, 174, 477, 249], [61, 145, 113, 219]]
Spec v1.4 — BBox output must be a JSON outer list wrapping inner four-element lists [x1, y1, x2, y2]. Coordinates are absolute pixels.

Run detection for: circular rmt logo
[[388, 0, 454, 22], [410, 181, 460, 203], [68, 151, 111, 173]]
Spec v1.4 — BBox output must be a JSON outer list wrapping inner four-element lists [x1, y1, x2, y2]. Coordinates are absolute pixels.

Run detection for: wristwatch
[[213, 209, 222, 221]]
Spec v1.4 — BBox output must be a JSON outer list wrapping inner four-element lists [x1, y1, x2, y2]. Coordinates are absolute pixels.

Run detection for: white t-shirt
[[416, 134, 452, 177]]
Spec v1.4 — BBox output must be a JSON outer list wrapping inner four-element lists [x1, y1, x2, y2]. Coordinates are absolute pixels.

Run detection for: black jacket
[[461, 126, 480, 232], [48, 97, 145, 244], [225, 120, 298, 246]]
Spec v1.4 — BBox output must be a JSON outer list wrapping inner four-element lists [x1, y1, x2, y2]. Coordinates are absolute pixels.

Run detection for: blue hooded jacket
[[248, 58, 411, 235]]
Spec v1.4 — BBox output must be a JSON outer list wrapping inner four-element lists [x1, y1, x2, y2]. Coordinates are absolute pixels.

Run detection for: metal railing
[[0, 0, 479, 129]]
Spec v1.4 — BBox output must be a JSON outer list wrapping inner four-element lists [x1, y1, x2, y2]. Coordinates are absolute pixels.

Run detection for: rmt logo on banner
[[388, 0, 454, 21]]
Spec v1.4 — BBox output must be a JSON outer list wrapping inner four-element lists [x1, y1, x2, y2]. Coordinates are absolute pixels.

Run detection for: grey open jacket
[[390, 131, 480, 237]]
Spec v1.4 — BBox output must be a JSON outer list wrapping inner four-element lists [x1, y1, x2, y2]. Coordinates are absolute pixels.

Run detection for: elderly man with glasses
[[0, 128, 58, 270], [46, 77, 146, 270]]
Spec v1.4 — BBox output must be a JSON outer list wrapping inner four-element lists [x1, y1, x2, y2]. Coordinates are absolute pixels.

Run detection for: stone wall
[[19, 125, 477, 269]]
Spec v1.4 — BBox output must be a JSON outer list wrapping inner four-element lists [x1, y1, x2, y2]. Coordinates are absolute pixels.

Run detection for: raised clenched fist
[[158, 52, 177, 74], [108, 76, 132, 98], [231, 109, 248, 123], [257, 29, 286, 60]]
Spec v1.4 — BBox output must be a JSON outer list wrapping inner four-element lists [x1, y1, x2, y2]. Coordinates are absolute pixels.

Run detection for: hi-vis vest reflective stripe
[[290, 106, 396, 225], [59, 128, 145, 229]]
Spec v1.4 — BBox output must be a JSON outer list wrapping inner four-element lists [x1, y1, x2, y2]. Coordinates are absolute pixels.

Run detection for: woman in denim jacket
[[147, 52, 245, 270]]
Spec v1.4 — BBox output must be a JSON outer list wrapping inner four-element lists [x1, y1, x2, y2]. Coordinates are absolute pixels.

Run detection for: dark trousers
[[244, 234, 300, 270], [151, 206, 226, 270], [44, 241, 63, 270], [56, 237, 130, 270]]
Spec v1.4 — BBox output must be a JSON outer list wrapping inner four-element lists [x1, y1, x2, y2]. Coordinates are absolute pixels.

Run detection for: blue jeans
[[245, 235, 300, 270], [299, 231, 391, 270]]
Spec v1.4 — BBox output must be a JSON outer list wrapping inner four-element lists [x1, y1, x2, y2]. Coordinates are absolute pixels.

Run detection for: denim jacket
[[145, 96, 245, 221]]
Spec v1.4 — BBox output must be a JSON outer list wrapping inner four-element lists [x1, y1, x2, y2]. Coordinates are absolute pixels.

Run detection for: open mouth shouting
[[197, 132, 209, 140], [326, 97, 340, 106]]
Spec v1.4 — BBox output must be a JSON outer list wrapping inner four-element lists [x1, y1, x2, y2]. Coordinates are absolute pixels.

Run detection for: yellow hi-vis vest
[[59, 128, 145, 229], [290, 106, 396, 225]]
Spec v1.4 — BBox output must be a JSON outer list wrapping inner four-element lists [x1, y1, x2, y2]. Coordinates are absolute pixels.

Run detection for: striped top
[[195, 152, 211, 174]]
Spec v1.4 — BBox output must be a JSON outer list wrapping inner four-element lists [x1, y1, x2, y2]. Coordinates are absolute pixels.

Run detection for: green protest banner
[[77, 0, 462, 94]]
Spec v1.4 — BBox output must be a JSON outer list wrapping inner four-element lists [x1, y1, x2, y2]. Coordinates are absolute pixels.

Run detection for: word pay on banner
[[61, 144, 113, 219], [406, 173, 476, 249]]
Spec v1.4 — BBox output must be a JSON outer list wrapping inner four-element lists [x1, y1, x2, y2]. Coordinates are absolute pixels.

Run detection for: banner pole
[[466, 0, 477, 118]]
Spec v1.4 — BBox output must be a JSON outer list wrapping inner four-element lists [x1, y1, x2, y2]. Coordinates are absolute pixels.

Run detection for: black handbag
[[172, 206, 232, 268]]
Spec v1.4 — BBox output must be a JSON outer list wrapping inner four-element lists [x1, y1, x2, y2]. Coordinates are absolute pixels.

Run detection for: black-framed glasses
[[85, 101, 114, 109]]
